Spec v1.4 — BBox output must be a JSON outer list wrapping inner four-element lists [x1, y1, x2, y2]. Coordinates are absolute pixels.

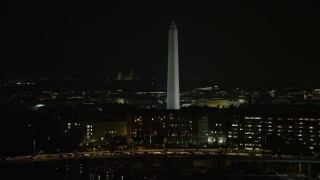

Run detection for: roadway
[[1, 150, 320, 164]]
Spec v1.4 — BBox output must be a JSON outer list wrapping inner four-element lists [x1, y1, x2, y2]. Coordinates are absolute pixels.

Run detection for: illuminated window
[[245, 117, 262, 120]]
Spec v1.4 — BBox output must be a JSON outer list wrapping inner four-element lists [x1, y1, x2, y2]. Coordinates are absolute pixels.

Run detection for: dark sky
[[2, 1, 320, 84]]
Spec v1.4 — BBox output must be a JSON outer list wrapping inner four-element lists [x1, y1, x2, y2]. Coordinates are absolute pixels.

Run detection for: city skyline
[[2, 1, 320, 84], [2, 2, 320, 178]]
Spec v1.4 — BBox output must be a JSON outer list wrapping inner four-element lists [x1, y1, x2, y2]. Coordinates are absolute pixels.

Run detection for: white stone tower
[[167, 21, 180, 110]]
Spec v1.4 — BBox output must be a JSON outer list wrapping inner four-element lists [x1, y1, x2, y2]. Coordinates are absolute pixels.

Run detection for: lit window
[[245, 117, 261, 120]]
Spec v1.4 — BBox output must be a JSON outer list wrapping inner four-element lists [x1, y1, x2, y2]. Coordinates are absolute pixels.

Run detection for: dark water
[[0, 159, 315, 180]]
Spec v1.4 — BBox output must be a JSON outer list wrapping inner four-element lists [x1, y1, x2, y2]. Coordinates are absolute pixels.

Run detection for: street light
[[149, 135, 152, 149], [28, 125, 36, 156], [172, 133, 177, 153], [33, 137, 36, 156]]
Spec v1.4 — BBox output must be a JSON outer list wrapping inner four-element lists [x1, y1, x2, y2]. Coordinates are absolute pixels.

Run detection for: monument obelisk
[[167, 21, 180, 110]]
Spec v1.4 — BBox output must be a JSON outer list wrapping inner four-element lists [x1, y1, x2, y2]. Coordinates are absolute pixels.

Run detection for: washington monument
[[167, 21, 180, 110]]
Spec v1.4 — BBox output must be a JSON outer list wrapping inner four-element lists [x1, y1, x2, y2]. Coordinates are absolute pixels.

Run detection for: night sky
[[2, 1, 320, 84]]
